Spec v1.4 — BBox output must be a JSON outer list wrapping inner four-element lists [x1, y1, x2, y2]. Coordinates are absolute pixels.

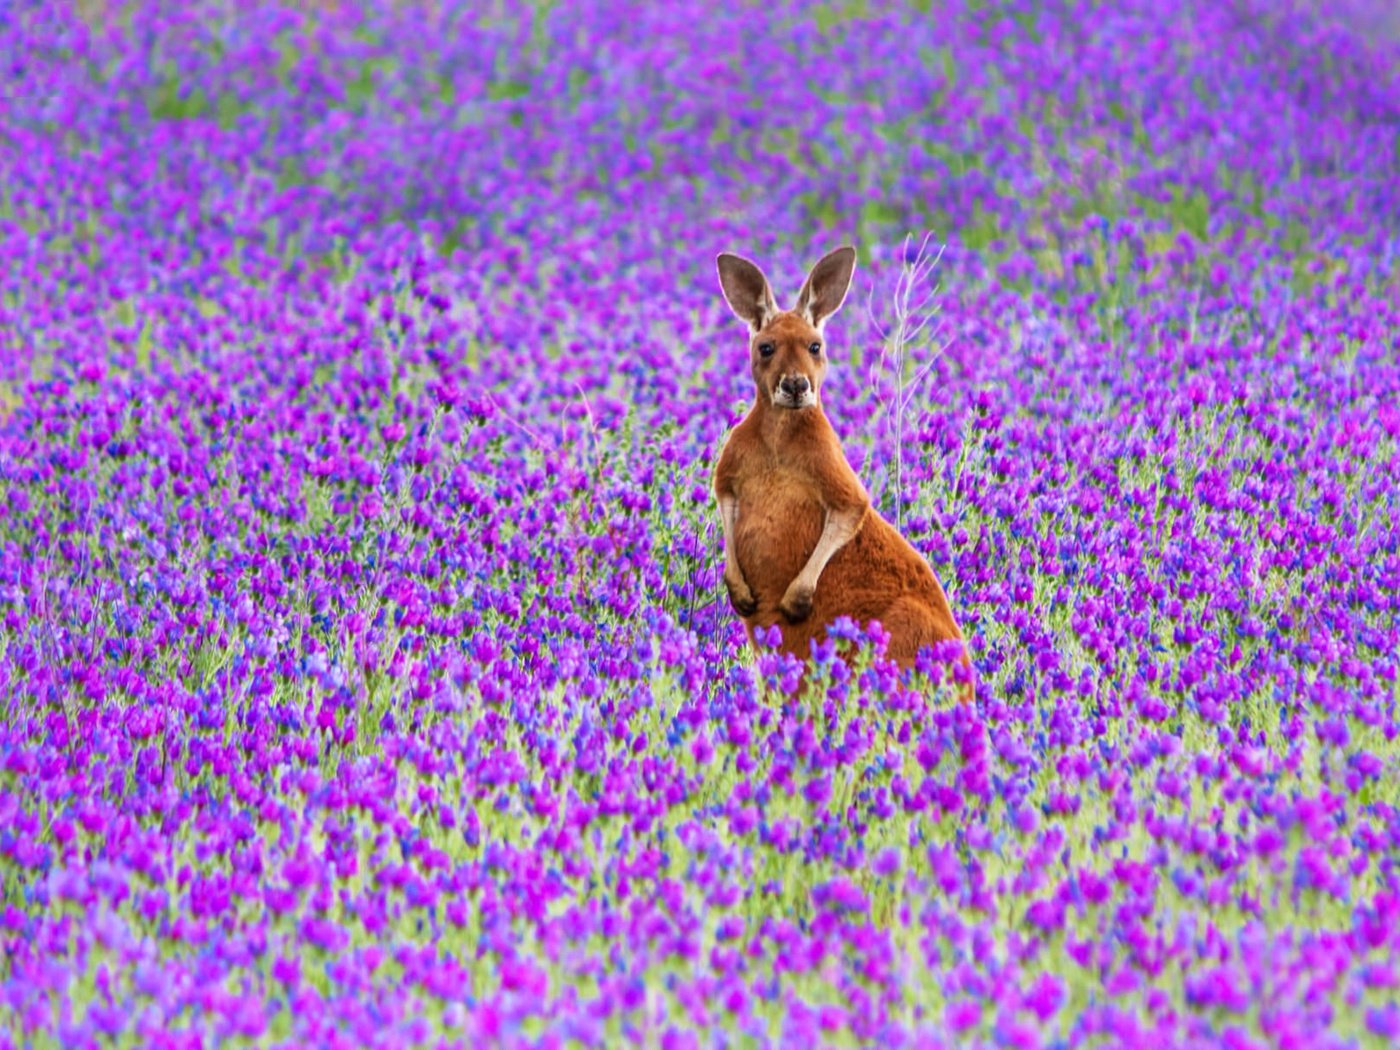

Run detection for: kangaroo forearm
[[793, 506, 863, 589], [718, 494, 745, 576]]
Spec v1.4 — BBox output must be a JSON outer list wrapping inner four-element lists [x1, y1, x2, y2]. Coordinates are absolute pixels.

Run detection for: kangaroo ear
[[716, 253, 778, 333], [795, 245, 857, 329]]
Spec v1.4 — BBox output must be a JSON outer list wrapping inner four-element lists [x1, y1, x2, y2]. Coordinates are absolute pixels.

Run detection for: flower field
[[3, 0, 1400, 1046]]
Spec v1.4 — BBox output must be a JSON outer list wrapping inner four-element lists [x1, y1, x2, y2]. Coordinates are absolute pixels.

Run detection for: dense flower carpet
[[2, 1, 1399, 1046]]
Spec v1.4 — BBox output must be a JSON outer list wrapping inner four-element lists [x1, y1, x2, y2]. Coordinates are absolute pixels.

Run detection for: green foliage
[[148, 68, 210, 121]]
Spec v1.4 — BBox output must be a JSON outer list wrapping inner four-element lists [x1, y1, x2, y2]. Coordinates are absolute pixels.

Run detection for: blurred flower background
[[1, 0, 1399, 1045]]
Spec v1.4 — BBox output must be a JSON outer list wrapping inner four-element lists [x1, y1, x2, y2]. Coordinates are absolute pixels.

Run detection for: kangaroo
[[712, 245, 973, 700]]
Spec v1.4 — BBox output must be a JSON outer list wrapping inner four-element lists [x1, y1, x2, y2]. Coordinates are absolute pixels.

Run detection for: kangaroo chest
[[733, 467, 825, 586]]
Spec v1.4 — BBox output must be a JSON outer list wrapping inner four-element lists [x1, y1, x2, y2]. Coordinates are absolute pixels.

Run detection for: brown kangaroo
[[712, 245, 973, 700]]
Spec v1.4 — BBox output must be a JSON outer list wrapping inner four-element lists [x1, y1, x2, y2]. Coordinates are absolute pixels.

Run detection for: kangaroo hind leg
[[880, 597, 974, 703]]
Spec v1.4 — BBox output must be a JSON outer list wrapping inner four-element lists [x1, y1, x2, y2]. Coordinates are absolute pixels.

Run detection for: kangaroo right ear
[[716, 253, 778, 333]]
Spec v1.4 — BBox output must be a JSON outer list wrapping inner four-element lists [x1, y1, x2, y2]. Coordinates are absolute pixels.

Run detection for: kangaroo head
[[716, 245, 857, 411]]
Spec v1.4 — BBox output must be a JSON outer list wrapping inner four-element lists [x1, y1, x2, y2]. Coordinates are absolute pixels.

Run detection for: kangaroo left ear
[[795, 245, 856, 329]]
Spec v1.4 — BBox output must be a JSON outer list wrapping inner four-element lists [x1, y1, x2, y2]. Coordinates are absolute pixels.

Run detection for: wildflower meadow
[[2, 1, 1399, 1046]]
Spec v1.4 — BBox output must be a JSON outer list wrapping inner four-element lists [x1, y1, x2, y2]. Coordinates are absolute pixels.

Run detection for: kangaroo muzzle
[[775, 374, 814, 408]]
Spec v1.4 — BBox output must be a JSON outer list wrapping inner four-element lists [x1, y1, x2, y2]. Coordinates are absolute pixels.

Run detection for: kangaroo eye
[[758, 342, 776, 358], [809, 342, 822, 355]]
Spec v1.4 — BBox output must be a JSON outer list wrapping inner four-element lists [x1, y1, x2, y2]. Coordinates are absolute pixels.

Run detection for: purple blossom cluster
[[2, 0, 1399, 1046]]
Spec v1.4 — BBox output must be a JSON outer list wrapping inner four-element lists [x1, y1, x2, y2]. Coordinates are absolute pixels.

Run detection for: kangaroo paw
[[779, 583, 814, 623], [725, 574, 758, 617]]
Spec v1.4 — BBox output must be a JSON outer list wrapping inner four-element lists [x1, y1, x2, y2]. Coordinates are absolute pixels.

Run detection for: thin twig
[[865, 233, 950, 531]]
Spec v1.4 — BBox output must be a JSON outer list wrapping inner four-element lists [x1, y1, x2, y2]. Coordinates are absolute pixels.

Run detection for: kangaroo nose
[[781, 375, 811, 397]]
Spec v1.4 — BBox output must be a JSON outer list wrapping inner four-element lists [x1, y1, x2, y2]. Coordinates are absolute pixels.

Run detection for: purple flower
[[691, 732, 714, 765], [804, 774, 832, 807], [946, 1000, 981, 1032], [1367, 1004, 1400, 1039], [871, 847, 901, 877], [812, 878, 869, 914]]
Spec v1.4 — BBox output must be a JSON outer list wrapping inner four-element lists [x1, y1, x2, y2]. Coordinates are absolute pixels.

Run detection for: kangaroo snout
[[779, 375, 811, 398]]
